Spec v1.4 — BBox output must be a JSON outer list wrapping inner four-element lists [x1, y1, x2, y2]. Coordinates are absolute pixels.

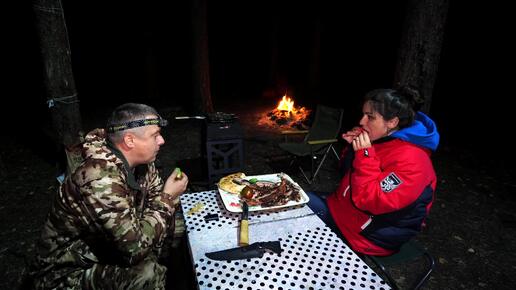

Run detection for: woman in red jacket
[[309, 87, 440, 256]]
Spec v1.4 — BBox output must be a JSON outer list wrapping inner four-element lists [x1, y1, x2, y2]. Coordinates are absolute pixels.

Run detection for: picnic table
[[180, 190, 390, 290]]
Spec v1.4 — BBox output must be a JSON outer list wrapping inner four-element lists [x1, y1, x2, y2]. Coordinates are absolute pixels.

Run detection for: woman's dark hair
[[364, 86, 425, 128]]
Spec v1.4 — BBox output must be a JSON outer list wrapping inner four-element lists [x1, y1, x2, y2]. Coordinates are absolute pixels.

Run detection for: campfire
[[258, 94, 311, 129]]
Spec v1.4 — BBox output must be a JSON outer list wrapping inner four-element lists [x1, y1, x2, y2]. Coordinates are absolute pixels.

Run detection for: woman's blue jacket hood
[[391, 112, 440, 151]]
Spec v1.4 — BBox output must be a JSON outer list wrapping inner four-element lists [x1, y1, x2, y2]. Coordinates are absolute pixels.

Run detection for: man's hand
[[163, 169, 189, 199]]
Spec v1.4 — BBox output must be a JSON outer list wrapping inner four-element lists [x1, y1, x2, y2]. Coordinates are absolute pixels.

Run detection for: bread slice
[[218, 172, 246, 194]]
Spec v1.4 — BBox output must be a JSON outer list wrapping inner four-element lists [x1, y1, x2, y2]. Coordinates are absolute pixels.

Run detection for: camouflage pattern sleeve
[[77, 161, 173, 266], [143, 163, 178, 212]]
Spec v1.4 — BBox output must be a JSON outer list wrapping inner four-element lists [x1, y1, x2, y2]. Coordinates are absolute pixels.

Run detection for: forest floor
[[1, 100, 516, 290]]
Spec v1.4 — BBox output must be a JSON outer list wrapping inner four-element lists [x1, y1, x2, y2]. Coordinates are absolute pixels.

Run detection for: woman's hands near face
[[342, 127, 371, 151], [342, 127, 364, 143], [351, 130, 371, 151]]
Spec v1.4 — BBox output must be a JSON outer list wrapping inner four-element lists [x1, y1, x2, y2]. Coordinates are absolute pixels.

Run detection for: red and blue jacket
[[327, 112, 439, 256]]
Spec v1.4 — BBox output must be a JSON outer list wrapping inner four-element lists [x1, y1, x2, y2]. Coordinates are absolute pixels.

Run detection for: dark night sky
[[7, 1, 512, 153]]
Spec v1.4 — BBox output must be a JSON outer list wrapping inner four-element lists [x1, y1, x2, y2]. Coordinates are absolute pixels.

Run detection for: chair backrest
[[305, 105, 344, 142]]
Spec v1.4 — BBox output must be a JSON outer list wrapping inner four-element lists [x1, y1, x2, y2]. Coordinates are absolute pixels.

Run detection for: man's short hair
[[106, 103, 161, 144]]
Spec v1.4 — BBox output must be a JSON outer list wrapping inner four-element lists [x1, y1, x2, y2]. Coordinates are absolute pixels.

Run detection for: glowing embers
[[259, 93, 311, 129]]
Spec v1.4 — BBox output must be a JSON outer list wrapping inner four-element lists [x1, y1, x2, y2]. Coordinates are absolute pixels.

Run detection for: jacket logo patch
[[380, 172, 402, 193]]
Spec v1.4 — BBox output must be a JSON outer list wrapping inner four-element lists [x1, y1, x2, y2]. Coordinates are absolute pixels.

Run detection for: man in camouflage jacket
[[30, 103, 188, 289]]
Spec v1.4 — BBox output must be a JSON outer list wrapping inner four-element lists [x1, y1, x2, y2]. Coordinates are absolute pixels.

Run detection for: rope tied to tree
[[47, 93, 79, 108]]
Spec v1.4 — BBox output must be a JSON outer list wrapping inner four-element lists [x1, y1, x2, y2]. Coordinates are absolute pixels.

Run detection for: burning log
[[259, 94, 311, 129]]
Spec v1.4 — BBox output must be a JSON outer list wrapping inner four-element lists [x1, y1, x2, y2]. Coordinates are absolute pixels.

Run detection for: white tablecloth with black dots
[[180, 190, 390, 290]]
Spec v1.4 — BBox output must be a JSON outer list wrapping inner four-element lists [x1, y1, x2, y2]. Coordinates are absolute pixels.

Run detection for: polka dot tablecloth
[[181, 191, 390, 290]]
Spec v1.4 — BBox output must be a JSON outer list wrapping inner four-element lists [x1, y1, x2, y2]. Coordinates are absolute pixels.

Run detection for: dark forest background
[[5, 1, 512, 160], [2, 3, 515, 289]]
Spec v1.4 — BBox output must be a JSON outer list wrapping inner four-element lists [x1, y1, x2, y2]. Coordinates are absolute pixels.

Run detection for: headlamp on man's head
[[107, 116, 168, 133]]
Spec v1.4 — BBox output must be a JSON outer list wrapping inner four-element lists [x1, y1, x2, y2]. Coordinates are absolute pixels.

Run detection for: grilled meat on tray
[[239, 176, 301, 207]]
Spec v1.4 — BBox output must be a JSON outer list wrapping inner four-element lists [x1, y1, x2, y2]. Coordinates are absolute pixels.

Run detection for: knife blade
[[248, 212, 317, 226], [205, 241, 282, 261], [231, 211, 318, 228], [239, 201, 249, 246], [174, 116, 206, 120]]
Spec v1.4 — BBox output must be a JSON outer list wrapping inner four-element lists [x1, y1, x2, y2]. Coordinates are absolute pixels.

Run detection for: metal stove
[[204, 112, 244, 184]]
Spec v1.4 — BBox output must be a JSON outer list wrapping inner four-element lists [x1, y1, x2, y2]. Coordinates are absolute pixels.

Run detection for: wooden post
[[394, 0, 449, 113], [33, 0, 82, 147], [192, 0, 214, 114]]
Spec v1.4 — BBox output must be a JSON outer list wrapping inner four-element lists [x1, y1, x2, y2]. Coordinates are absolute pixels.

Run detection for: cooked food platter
[[217, 172, 309, 213]]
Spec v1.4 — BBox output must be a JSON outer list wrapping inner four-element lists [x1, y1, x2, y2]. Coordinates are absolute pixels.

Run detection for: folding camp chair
[[278, 104, 344, 184], [364, 240, 435, 290]]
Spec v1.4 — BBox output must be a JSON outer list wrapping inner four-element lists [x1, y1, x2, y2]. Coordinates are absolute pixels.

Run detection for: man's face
[[132, 122, 165, 164]]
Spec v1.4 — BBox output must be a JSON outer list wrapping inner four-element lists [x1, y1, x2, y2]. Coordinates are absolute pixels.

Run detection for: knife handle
[[239, 219, 249, 246]]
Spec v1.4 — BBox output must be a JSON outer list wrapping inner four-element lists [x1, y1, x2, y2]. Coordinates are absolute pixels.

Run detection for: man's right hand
[[163, 169, 189, 199]]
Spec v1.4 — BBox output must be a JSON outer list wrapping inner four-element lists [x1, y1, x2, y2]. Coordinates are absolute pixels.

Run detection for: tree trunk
[[394, 0, 449, 113], [308, 14, 322, 100], [0, 154, 5, 178], [33, 0, 82, 146], [192, 0, 214, 114], [267, 10, 281, 96]]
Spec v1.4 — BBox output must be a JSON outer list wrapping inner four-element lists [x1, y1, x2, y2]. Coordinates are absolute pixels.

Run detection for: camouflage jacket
[[31, 129, 178, 289]]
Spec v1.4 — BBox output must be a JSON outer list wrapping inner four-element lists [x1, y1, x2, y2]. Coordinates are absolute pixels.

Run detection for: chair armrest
[[281, 130, 309, 142], [281, 130, 309, 135], [307, 139, 338, 145]]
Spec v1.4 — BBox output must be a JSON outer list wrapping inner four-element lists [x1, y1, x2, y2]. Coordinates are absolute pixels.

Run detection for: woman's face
[[358, 101, 391, 142]]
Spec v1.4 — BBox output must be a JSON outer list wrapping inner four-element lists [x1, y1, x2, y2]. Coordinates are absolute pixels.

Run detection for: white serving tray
[[217, 173, 309, 213]]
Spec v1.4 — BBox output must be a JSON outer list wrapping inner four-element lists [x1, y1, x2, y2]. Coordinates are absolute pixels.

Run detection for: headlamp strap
[[107, 117, 168, 133]]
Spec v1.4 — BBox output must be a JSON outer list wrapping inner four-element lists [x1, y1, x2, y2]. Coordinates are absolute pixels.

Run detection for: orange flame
[[259, 93, 311, 128], [276, 95, 295, 114]]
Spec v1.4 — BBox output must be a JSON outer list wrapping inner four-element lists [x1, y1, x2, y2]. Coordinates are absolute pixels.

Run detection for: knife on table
[[239, 201, 249, 246], [205, 241, 282, 261]]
